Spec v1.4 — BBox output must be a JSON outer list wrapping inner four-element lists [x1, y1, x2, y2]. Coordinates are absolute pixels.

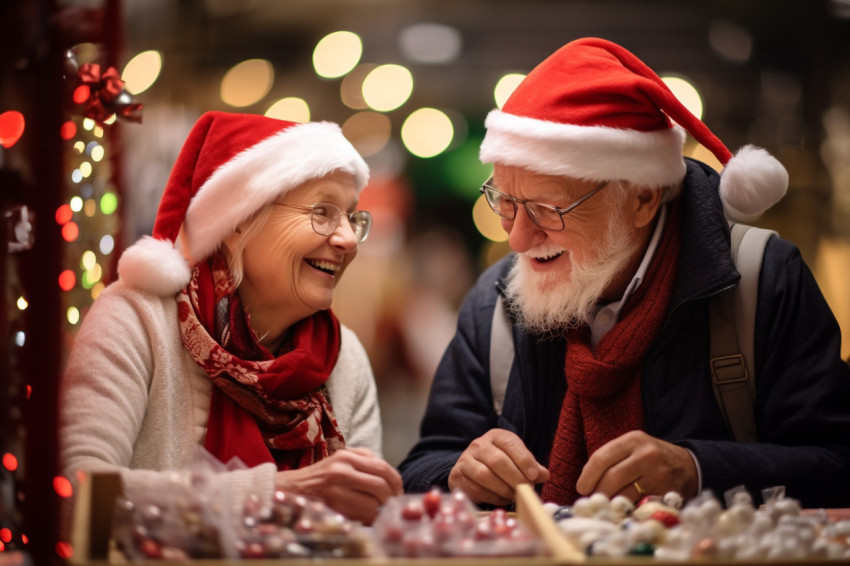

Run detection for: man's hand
[[274, 447, 403, 525], [575, 430, 698, 501], [448, 429, 549, 506]]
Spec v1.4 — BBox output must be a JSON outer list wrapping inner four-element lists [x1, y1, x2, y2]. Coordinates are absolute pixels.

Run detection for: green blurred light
[[81, 270, 94, 289], [441, 134, 491, 199], [100, 192, 118, 215]]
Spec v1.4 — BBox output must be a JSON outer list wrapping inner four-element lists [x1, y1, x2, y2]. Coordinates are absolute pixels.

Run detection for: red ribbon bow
[[76, 62, 143, 123]]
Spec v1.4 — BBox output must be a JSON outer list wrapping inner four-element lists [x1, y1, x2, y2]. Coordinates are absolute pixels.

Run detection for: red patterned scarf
[[177, 252, 345, 470], [541, 203, 682, 504]]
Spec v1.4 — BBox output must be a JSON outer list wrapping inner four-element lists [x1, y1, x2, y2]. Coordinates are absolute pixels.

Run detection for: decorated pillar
[[0, 0, 140, 563]]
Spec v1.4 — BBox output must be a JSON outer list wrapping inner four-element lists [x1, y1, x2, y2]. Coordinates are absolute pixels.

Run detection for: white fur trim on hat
[[184, 121, 369, 265], [480, 110, 687, 187], [719, 144, 788, 223], [117, 235, 192, 296]]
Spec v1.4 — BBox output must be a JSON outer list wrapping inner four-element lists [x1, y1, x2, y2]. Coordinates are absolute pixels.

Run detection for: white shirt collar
[[589, 204, 669, 347]]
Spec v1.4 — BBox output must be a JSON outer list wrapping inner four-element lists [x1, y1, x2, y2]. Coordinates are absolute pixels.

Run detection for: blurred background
[[2, 0, 850, 561], [109, 0, 850, 466]]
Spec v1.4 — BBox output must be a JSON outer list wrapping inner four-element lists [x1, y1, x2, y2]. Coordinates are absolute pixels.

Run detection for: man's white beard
[[504, 211, 640, 337]]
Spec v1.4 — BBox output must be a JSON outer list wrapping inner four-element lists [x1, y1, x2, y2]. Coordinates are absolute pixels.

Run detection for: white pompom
[[719, 145, 788, 223], [117, 235, 192, 296]]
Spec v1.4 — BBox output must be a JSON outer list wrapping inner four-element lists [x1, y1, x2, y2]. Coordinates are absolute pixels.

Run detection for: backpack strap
[[708, 223, 776, 443], [490, 294, 514, 416]]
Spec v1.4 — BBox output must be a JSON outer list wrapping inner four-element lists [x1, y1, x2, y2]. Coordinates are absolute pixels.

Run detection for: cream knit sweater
[[59, 279, 383, 508]]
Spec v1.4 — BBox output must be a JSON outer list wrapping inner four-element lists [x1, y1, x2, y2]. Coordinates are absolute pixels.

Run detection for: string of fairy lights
[[59, 117, 120, 321]]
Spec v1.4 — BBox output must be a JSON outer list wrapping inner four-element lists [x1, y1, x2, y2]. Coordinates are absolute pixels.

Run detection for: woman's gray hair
[[220, 204, 274, 288]]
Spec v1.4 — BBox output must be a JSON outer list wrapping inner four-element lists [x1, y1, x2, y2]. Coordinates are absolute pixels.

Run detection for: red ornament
[[423, 487, 442, 519], [648, 509, 680, 528]]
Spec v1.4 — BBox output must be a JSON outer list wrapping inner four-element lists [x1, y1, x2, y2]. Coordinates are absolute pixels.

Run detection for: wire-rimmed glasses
[[273, 201, 373, 243], [479, 177, 609, 231]]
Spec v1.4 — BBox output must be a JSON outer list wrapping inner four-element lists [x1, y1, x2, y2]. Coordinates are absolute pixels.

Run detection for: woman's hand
[[274, 447, 403, 525]]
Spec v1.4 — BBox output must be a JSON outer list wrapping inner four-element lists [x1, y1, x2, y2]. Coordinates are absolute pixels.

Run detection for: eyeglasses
[[272, 201, 373, 243], [479, 177, 609, 231]]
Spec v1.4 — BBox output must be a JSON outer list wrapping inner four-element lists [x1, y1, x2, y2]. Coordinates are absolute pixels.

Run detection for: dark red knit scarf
[[541, 203, 682, 504], [177, 252, 345, 471]]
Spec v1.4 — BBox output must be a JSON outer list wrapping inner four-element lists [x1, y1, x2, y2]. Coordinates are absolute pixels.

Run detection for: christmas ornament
[[74, 62, 143, 124]]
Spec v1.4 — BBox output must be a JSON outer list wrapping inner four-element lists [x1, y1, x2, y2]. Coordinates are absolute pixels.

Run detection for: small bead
[[629, 541, 655, 556]]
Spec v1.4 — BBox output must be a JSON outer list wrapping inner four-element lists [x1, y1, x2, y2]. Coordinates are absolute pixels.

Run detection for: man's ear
[[632, 187, 663, 229]]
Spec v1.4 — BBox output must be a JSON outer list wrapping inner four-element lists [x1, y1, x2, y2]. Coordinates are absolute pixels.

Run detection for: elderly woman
[[60, 111, 402, 525]]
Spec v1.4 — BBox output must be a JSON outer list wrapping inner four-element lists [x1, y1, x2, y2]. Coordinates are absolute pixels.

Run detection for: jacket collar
[[669, 158, 740, 310]]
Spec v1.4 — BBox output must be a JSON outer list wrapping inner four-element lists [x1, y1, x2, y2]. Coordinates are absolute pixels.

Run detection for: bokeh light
[[90, 144, 105, 162], [342, 111, 392, 158], [340, 64, 376, 110], [72, 85, 90, 104], [709, 21, 753, 63], [265, 97, 310, 123], [16, 297, 27, 310], [399, 23, 462, 64], [61, 222, 79, 242], [59, 121, 77, 140], [91, 282, 106, 300], [99, 235, 115, 255], [53, 476, 73, 498], [661, 75, 703, 120], [122, 50, 162, 95], [55, 204, 73, 225], [56, 542, 73, 560], [472, 194, 508, 242], [2, 453, 17, 471], [81, 250, 96, 270], [221, 59, 274, 107], [58, 270, 76, 291], [67, 307, 80, 325], [0, 110, 25, 148], [689, 144, 724, 171], [81, 264, 103, 288], [313, 31, 362, 79], [401, 108, 454, 158], [362, 64, 414, 112], [494, 73, 526, 109], [100, 192, 119, 215]]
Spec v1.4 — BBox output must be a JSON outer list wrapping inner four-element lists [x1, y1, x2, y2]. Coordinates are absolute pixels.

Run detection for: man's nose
[[507, 205, 546, 253]]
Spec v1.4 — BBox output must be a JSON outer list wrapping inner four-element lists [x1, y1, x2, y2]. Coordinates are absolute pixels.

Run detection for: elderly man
[[399, 37, 850, 508]]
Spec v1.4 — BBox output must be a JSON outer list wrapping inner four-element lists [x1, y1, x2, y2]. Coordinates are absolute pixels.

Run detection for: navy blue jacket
[[399, 159, 850, 508]]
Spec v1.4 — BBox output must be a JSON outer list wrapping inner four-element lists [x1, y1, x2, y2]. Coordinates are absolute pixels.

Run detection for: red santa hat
[[480, 37, 788, 222], [118, 111, 369, 296]]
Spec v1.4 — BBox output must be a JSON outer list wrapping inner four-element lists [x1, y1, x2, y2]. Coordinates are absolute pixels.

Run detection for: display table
[[68, 473, 850, 565]]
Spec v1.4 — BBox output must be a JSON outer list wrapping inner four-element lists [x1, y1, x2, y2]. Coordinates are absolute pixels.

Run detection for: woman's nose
[[329, 217, 359, 251]]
